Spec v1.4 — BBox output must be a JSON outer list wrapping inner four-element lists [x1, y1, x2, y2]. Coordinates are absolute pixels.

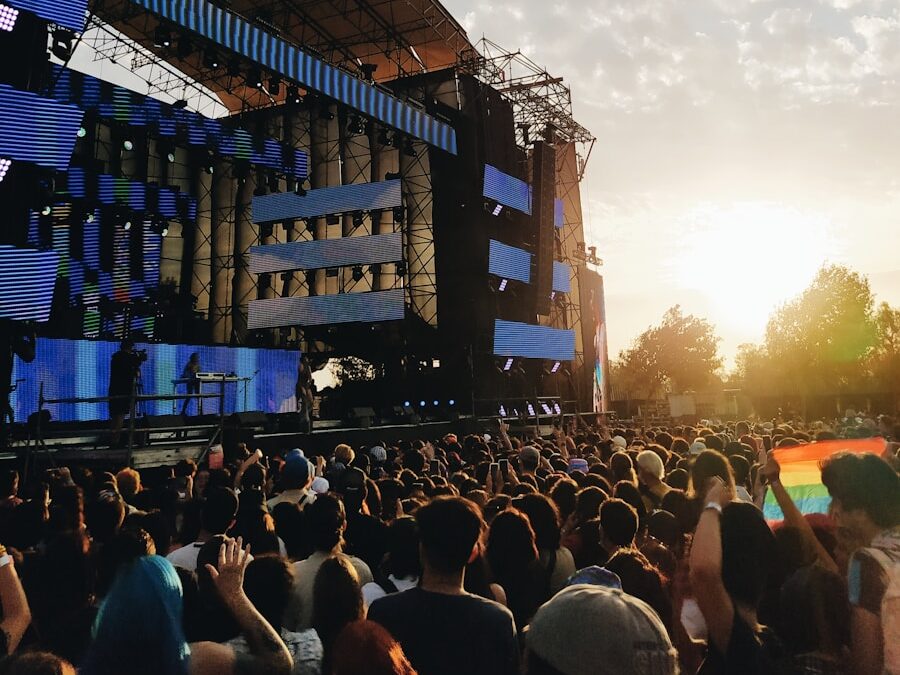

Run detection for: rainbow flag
[[763, 438, 885, 522]]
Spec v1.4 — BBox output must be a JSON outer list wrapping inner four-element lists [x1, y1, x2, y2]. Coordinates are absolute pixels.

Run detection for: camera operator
[[108, 339, 147, 447]]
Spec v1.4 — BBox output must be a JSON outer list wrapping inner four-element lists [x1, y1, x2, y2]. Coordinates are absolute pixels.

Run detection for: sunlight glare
[[677, 203, 837, 338]]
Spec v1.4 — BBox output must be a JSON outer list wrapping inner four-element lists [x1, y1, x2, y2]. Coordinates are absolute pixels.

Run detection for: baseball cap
[[340, 466, 367, 494], [369, 445, 387, 463], [636, 450, 665, 480], [282, 449, 311, 485], [526, 585, 678, 675], [612, 435, 627, 449], [310, 477, 330, 494], [565, 566, 622, 590]]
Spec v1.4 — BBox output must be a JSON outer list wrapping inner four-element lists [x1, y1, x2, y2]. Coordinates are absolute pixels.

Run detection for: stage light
[[498, 278, 508, 292], [352, 211, 364, 228], [0, 158, 10, 182], [527, 403, 535, 416], [0, 4, 20, 32], [287, 85, 302, 105], [542, 403, 552, 415], [551, 361, 561, 373], [51, 29, 75, 61], [492, 204, 503, 216], [433, 400, 439, 407], [403, 400, 411, 407], [449, 399, 455, 406], [393, 206, 405, 223], [553, 402, 562, 415], [318, 106, 334, 121], [150, 214, 169, 237], [40, 204, 52, 216], [203, 48, 220, 69], [84, 210, 94, 223], [503, 358, 514, 371], [294, 183, 307, 196], [248, 68, 263, 89], [122, 139, 134, 152], [268, 75, 281, 95], [153, 25, 171, 48], [403, 138, 416, 157], [359, 63, 377, 81], [419, 400, 426, 408], [499, 405, 507, 417], [351, 265, 364, 282], [347, 115, 365, 135], [76, 125, 87, 138], [377, 128, 391, 146], [395, 261, 407, 276]]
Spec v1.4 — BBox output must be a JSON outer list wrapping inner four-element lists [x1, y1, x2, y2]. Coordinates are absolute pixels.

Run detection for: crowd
[[0, 413, 896, 675]]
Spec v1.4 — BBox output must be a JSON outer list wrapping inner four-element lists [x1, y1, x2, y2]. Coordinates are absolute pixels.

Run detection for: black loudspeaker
[[392, 405, 420, 424], [532, 140, 557, 316], [348, 406, 376, 429], [143, 414, 185, 429], [228, 411, 267, 427]]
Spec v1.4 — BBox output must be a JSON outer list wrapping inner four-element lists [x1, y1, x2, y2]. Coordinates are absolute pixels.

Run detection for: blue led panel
[[10, 338, 301, 422], [250, 232, 402, 274], [7, 0, 88, 31], [49, 66, 309, 179], [0, 245, 60, 321], [493, 320, 575, 361], [488, 239, 531, 284], [0, 84, 83, 172], [553, 262, 571, 293], [252, 180, 401, 224], [248, 289, 405, 329], [483, 164, 531, 215], [66, 168, 197, 221], [555, 199, 564, 228], [130, 0, 457, 154], [487, 240, 570, 293]]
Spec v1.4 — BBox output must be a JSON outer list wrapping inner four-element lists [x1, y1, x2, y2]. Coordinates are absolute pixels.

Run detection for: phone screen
[[499, 458, 509, 477], [490, 462, 500, 480], [429, 459, 440, 475]]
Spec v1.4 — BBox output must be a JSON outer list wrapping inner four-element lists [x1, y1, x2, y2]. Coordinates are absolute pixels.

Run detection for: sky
[[446, 0, 900, 367]]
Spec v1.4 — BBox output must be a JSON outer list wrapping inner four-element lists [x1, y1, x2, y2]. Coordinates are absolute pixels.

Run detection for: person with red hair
[[330, 620, 416, 675]]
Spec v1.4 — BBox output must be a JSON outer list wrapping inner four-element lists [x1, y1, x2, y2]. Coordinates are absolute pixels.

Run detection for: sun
[[676, 202, 837, 337]]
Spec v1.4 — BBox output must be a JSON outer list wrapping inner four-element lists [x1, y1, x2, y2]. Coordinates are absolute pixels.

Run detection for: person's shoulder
[[166, 545, 197, 567], [463, 591, 516, 622]]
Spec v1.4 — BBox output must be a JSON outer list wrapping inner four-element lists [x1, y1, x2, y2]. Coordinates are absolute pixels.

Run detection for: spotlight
[[392, 206, 405, 223], [498, 278, 508, 292], [449, 399, 455, 406], [403, 400, 411, 408], [492, 204, 503, 216], [76, 126, 87, 138], [403, 138, 417, 157], [203, 48, 220, 69], [268, 75, 281, 95], [158, 139, 175, 163], [359, 63, 377, 81], [40, 204, 52, 216], [503, 358, 514, 372], [294, 182, 307, 196], [347, 115, 365, 136], [378, 128, 391, 146], [351, 265, 364, 282], [150, 214, 169, 237], [551, 361, 561, 373], [248, 67, 263, 89], [419, 400, 426, 408], [396, 261, 407, 276], [84, 210, 94, 224], [0, 4, 20, 32], [287, 85, 302, 105], [122, 138, 134, 152], [499, 405, 507, 417], [352, 211, 364, 228], [51, 29, 75, 61], [0, 157, 11, 183], [153, 25, 171, 48]]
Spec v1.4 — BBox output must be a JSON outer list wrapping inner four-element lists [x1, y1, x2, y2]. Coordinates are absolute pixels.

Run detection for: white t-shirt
[[285, 551, 373, 631], [362, 575, 419, 607], [166, 541, 205, 570]]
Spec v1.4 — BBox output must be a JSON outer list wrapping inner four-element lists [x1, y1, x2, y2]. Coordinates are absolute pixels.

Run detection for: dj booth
[[170, 373, 252, 414]]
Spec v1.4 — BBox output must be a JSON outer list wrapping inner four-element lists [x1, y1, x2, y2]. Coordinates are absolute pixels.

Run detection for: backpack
[[861, 527, 900, 674]]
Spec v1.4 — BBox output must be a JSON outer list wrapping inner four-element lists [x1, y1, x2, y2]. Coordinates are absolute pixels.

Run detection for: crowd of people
[[0, 413, 897, 675]]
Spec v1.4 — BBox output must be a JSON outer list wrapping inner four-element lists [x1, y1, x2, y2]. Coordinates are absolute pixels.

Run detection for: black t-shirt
[[368, 587, 519, 675], [344, 511, 387, 573], [698, 613, 786, 675]]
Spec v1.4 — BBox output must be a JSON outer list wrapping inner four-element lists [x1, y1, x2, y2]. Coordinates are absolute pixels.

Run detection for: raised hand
[[205, 536, 252, 604]]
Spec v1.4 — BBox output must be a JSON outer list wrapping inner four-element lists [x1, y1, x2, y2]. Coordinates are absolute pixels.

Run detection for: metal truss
[[469, 37, 595, 177]]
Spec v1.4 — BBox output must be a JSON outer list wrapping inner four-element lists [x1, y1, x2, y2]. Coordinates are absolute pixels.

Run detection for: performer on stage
[[296, 355, 315, 433], [180, 352, 201, 416], [108, 339, 146, 447], [0, 321, 35, 450]]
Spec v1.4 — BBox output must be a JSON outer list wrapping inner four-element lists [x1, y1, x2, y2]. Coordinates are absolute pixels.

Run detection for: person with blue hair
[[81, 538, 291, 675]]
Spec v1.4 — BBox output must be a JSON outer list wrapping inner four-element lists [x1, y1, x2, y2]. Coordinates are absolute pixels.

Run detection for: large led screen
[[252, 180, 402, 224], [250, 232, 402, 274], [0, 245, 59, 321], [248, 289, 405, 329], [0, 84, 83, 172], [493, 319, 575, 361], [483, 164, 531, 215], [10, 338, 301, 422]]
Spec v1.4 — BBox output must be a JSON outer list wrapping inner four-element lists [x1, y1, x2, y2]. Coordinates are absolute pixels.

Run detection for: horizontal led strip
[[250, 232, 402, 274], [488, 239, 571, 293], [6, 0, 87, 32], [252, 179, 402, 224], [128, 0, 457, 154], [248, 288, 406, 329], [0, 84, 84, 171], [0, 245, 60, 322], [66, 167, 197, 221], [484, 164, 531, 215], [493, 319, 576, 361]]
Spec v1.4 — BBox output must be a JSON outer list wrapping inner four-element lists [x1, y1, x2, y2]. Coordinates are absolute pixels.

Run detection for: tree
[[613, 305, 723, 399], [763, 265, 877, 398], [870, 302, 900, 394]]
